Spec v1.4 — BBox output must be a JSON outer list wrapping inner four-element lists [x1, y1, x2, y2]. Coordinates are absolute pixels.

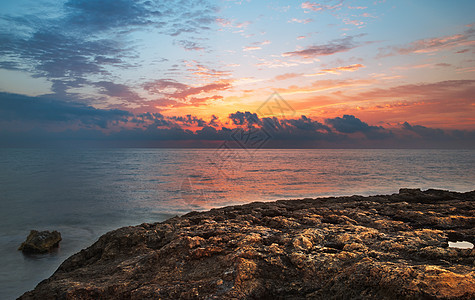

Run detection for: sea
[[0, 148, 474, 299]]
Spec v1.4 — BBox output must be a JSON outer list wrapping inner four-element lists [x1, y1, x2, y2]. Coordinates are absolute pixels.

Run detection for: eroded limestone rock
[[20, 189, 475, 299]]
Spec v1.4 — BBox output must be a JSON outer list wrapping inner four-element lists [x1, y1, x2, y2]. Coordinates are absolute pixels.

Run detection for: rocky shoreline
[[20, 189, 475, 299]]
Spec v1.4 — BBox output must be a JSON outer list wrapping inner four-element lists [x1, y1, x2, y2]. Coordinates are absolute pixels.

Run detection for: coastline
[[20, 188, 475, 299]]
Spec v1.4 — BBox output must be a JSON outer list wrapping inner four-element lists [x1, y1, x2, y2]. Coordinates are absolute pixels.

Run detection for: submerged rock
[[18, 230, 62, 254], [20, 189, 475, 299]]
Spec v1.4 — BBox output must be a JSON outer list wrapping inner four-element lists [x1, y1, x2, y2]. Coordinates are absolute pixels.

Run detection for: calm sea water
[[0, 148, 474, 299]]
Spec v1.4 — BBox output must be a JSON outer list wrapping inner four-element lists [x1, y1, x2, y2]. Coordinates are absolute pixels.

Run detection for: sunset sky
[[0, 0, 474, 147]]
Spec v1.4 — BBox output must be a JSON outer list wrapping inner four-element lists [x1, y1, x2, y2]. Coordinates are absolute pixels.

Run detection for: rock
[[18, 230, 62, 254], [20, 189, 475, 299]]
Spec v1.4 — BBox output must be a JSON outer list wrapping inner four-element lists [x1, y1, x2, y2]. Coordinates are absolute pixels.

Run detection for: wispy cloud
[[185, 61, 232, 80], [288, 18, 313, 24], [274, 73, 302, 81], [348, 6, 367, 10], [343, 18, 364, 26], [243, 46, 261, 51], [277, 79, 375, 95], [143, 78, 231, 107], [0, 0, 219, 101], [243, 40, 270, 51], [306, 64, 365, 76], [174, 40, 205, 51], [283, 36, 362, 58], [301, 1, 343, 13], [216, 18, 251, 29], [379, 28, 475, 57], [359, 80, 475, 99]]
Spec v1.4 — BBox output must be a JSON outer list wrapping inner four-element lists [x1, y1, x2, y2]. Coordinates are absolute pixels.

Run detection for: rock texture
[[20, 189, 475, 299], [18, 230, 62, 254]]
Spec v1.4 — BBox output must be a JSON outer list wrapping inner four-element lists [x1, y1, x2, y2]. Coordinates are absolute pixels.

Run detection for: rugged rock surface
[[20, 189, 475, 299], [18, 230, 62, 254]]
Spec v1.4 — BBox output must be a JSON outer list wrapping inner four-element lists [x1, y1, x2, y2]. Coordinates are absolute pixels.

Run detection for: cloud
[[325, 114, 391, 139], [172, 82, 230, 99], [242, 40, 272, 52], [301, 1, 343, 12], [0, 92, 131, 129], [0, 92, 473, 148], [379, 28, 475, 57], [215, 18, 251, 29], [64, 0, 159, 30], [243, 46, 261, 51], [0, 29, 124, 78], [401, 122, 444, 139], [348, 6, 367, 9], [340, 80, 475, 130], [288, 18, 313, 24], [170, 115, 207, 127], [359, 80, 475, 99], [343, 18, 364, 26], [229, 111, 261, 126], [276, 78, 374, 95], [143, 78, 231, 107], [283, 36, 361, 58], [0, 0, 219, 101], [285, 115, 330, 132], [185, 61, 232, 79], [305, 64, 365, 76], [94, 81, 143, 102], [174, 40, 205, 51], [274, 73, 302, 81]]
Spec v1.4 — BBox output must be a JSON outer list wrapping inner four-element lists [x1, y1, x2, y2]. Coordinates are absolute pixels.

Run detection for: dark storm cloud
[[170, 115, 207, 127], [286, 115, 331, 132], [0, 92, 131, 129], [229, 111, 261, 126], [0, 93, 473, 148], [131, 112, 172, 127], [261, 116, 336, 142], [401, 122, 445, 139], [325, 115, 392, 139], [325, 114, 375, 133]]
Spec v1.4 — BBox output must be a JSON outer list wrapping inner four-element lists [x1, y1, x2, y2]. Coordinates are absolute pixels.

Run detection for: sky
[[0, 0, 474, 148]]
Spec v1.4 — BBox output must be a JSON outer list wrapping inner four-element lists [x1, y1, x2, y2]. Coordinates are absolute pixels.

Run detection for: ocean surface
[[0, 148, 474, 299]]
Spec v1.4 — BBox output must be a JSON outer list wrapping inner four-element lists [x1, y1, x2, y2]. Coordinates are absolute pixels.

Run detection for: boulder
[[18, 230, 62, 254]]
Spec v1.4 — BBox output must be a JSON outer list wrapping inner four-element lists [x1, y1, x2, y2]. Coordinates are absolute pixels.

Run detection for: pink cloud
[[301, 1, 343, 12], [288, 18, 313, 24], [274, 73, 302, 81], [243, 46, 261, 51], [143, 79, 232, 108], [379, 28, 475, 56], [343, 19, 365, 26]]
